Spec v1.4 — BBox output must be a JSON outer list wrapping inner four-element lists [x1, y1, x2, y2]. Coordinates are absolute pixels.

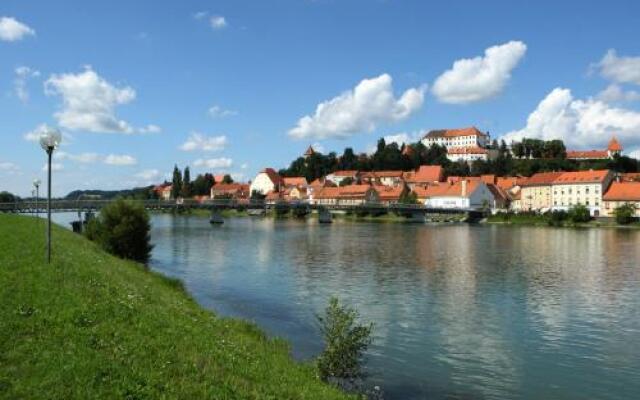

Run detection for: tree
[[339, 177, 354, 187], [316, 297, 373, 382], [399, 190, 418, 204], [568, 204, 591, 223], [222, 174, 233, 184], [84, 199, 153, 264], [171, 165, 182, 199], [181, 166, 192, 198], [0, 191, 17, 203], [613, 203, 637, 225]]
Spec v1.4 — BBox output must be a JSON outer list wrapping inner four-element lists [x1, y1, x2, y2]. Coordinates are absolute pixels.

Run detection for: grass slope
[[0, 214, 350, 399]]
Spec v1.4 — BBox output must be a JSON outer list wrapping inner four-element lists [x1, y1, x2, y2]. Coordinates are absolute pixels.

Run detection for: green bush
[[547, 210, 568, 226], [84, 199, 153, 264], [568, 204, 591, 223], [316, 297, 373, 382], [613, 203, 637, 225]]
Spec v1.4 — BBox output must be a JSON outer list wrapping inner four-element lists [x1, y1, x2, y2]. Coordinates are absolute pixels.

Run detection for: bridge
[[0, 199, 486, 223]]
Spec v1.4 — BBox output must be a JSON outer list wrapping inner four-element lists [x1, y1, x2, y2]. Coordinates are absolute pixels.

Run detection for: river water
[[53, 213, 640, 399]]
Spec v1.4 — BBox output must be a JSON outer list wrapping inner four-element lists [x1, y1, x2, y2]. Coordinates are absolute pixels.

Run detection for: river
[[52, 213, 640, 399]]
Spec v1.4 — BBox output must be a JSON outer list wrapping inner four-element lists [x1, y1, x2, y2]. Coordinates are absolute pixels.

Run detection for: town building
[[360, 171, 404, 187], [325, 170, 359, 186], [210, 183, 250, 200], [374, 185, 408, 205], [312, 185, 379, 206], [153, 184, 172, 200], [422, 126, 490, 149], [250, 168, 284, 195], [566, 137, 623, 160], [551, 170, 614, 216], [519, 172, 564, 212], [602, 181, 640, 217], [413, 179, 495, 210], [402, 165, 444, 189], [282, 177, 308, 188]]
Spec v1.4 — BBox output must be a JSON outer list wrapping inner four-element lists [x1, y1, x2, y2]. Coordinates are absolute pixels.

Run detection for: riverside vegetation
[[0, 213, 357, 399]]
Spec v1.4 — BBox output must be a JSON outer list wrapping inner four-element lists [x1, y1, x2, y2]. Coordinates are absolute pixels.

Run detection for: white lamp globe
[[39, 127, 62, 151], [33, 179, 41, 187]]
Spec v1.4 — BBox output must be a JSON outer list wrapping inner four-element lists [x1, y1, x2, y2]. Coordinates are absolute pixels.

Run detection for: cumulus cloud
[[596, 49, 640, 85], [55, 151, 101, 164], [502, 87, 640, 151], [104, 154, 137, 166], [134, 169, 161, 180], [14, 66, 40, 103], [179, 133, 227, 151], [208, 105, 238, 118], [289, 74, 426, 140], [45, 67, 156, 134], [138, 124, 161, 134], [23, 124, 49, 142], [193, 157, 233, 169], [193, 11, 208, 20], [0, 17, 35, 41], [42, 163, 63, 172], [596, 84, 640, 103], [210, 15, 227, 29], [432, 41, 527, 104]]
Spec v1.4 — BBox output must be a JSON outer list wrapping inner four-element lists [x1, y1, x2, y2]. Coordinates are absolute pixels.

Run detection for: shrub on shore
[[85, 199, 153, 264], [613, 203, 637, 225], [568, 204, 591, 223], [316, 297, 373, 384]]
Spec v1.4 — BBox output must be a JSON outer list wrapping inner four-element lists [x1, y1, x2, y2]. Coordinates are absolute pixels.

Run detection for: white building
[[551, 170, 614, 216], [325, 170, 359, 186], [446, 147, 498, 162], [422, 126, 490, 150], [414, 180, 495, 210], [249, 168, 284, 195]]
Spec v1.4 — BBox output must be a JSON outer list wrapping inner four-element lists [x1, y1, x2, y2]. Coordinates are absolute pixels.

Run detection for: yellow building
[[602, 181, 640, 217], [519, 172, 563, 212]]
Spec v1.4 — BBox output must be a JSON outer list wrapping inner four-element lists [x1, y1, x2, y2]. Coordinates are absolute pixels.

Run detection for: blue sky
[[2, 0, 640, 196]]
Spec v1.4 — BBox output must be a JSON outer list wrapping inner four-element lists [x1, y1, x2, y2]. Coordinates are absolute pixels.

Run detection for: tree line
[[170, 165, 233, 199], [278, 137, 639, 182]]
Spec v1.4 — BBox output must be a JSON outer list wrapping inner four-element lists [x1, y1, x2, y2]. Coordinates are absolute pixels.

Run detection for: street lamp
[[39, 128, 62, 264], [33, 179, 41, 218]]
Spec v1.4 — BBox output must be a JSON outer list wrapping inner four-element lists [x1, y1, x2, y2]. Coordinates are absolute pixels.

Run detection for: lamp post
[[39, 128, 62, 264], [33, 179, 41, 218]]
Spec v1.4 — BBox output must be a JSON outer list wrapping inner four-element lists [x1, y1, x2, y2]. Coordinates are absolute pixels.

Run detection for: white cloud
[[0, 161, 19, 172], [193, 11, 208, 20], [383, 132, 423, 146], [311, 142, 325, 153], [180, 133, 227, 152], [104, 154, 137, 166], [138, 124, 161, 134], [289, 74, 426, 140], [45, 66, 139, 133], [193, 157, 233, 169], [0, 17, 35, 41], [134, 169, 161, 180], [14, 66, 40, 103], [597, 49, 640, 85], [432, 41, 527, 104], [502, 87, 640, 151], [42, 163, 63, 172], [210, 15, 227, 30], [208, 105, 238, 118], [596, 84, 640, 103], [55, 151, 100, 164], [240, 163, 248, 170], [23, 123, 49, 142]]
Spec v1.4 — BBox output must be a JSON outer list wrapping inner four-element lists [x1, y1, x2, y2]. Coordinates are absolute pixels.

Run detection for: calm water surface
[[54, 213, 640, 399]]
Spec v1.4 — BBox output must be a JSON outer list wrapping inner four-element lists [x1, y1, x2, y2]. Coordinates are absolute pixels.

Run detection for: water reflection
[[141, 215, 640, 400]]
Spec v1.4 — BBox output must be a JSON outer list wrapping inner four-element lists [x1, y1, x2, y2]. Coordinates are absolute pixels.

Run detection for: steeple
[[607, 136, 623, 157], [304, 145, 316, 158]]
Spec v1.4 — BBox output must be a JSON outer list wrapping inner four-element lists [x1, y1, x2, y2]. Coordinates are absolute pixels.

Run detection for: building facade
[[602, 181, 640, 217], [250, 168, 284, 195]]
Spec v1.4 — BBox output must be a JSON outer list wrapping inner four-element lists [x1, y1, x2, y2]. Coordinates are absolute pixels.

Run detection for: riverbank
[[0, 214, 351, 399], [485, 213, 640, 228]]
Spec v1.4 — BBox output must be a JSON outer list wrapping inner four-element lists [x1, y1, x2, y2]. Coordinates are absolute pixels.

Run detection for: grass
[[0, 213, 352, 399], [485, 212, 640, 228]]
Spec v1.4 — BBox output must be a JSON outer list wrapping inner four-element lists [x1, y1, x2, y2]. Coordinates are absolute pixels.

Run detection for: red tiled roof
[[403, 165, 443, 183], [424, 126, 488, 139], [304, 146, 316, 156], [371, 170, 404, 178], [553, 170, 611, 184], [481, 174, 496, 184], [622, 173, 640, 182], [314, 184, 373, 200], [447, 146, 488, 155], [214, 175, 225, 183], [608, 136, 623, 152], [520, 172, 564, 187], [283, 177, 308, 187], [373, 185, 405, 201], [413, 180, 481, 198], [603, 181, 640, 201], [496, 176, 524, 191], [566, 150, 609, 159], [331, 170, 359, 177]]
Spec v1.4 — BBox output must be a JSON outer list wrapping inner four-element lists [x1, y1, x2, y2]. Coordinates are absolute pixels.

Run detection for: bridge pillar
[[407, 211, 426, 223], [210, 210, 224, 224], [318, 209, 332, 224]]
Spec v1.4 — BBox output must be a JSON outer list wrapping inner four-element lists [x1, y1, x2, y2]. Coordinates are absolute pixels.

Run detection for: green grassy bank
[[0, 214, 351, 399], [485, 213, 640, 228]]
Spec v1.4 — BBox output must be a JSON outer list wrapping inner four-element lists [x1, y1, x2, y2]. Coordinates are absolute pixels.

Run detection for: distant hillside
[[64, 186, 156, 200]]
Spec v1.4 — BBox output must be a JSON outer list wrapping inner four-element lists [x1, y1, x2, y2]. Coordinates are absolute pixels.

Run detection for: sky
[[2, 0, 640, 197]]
